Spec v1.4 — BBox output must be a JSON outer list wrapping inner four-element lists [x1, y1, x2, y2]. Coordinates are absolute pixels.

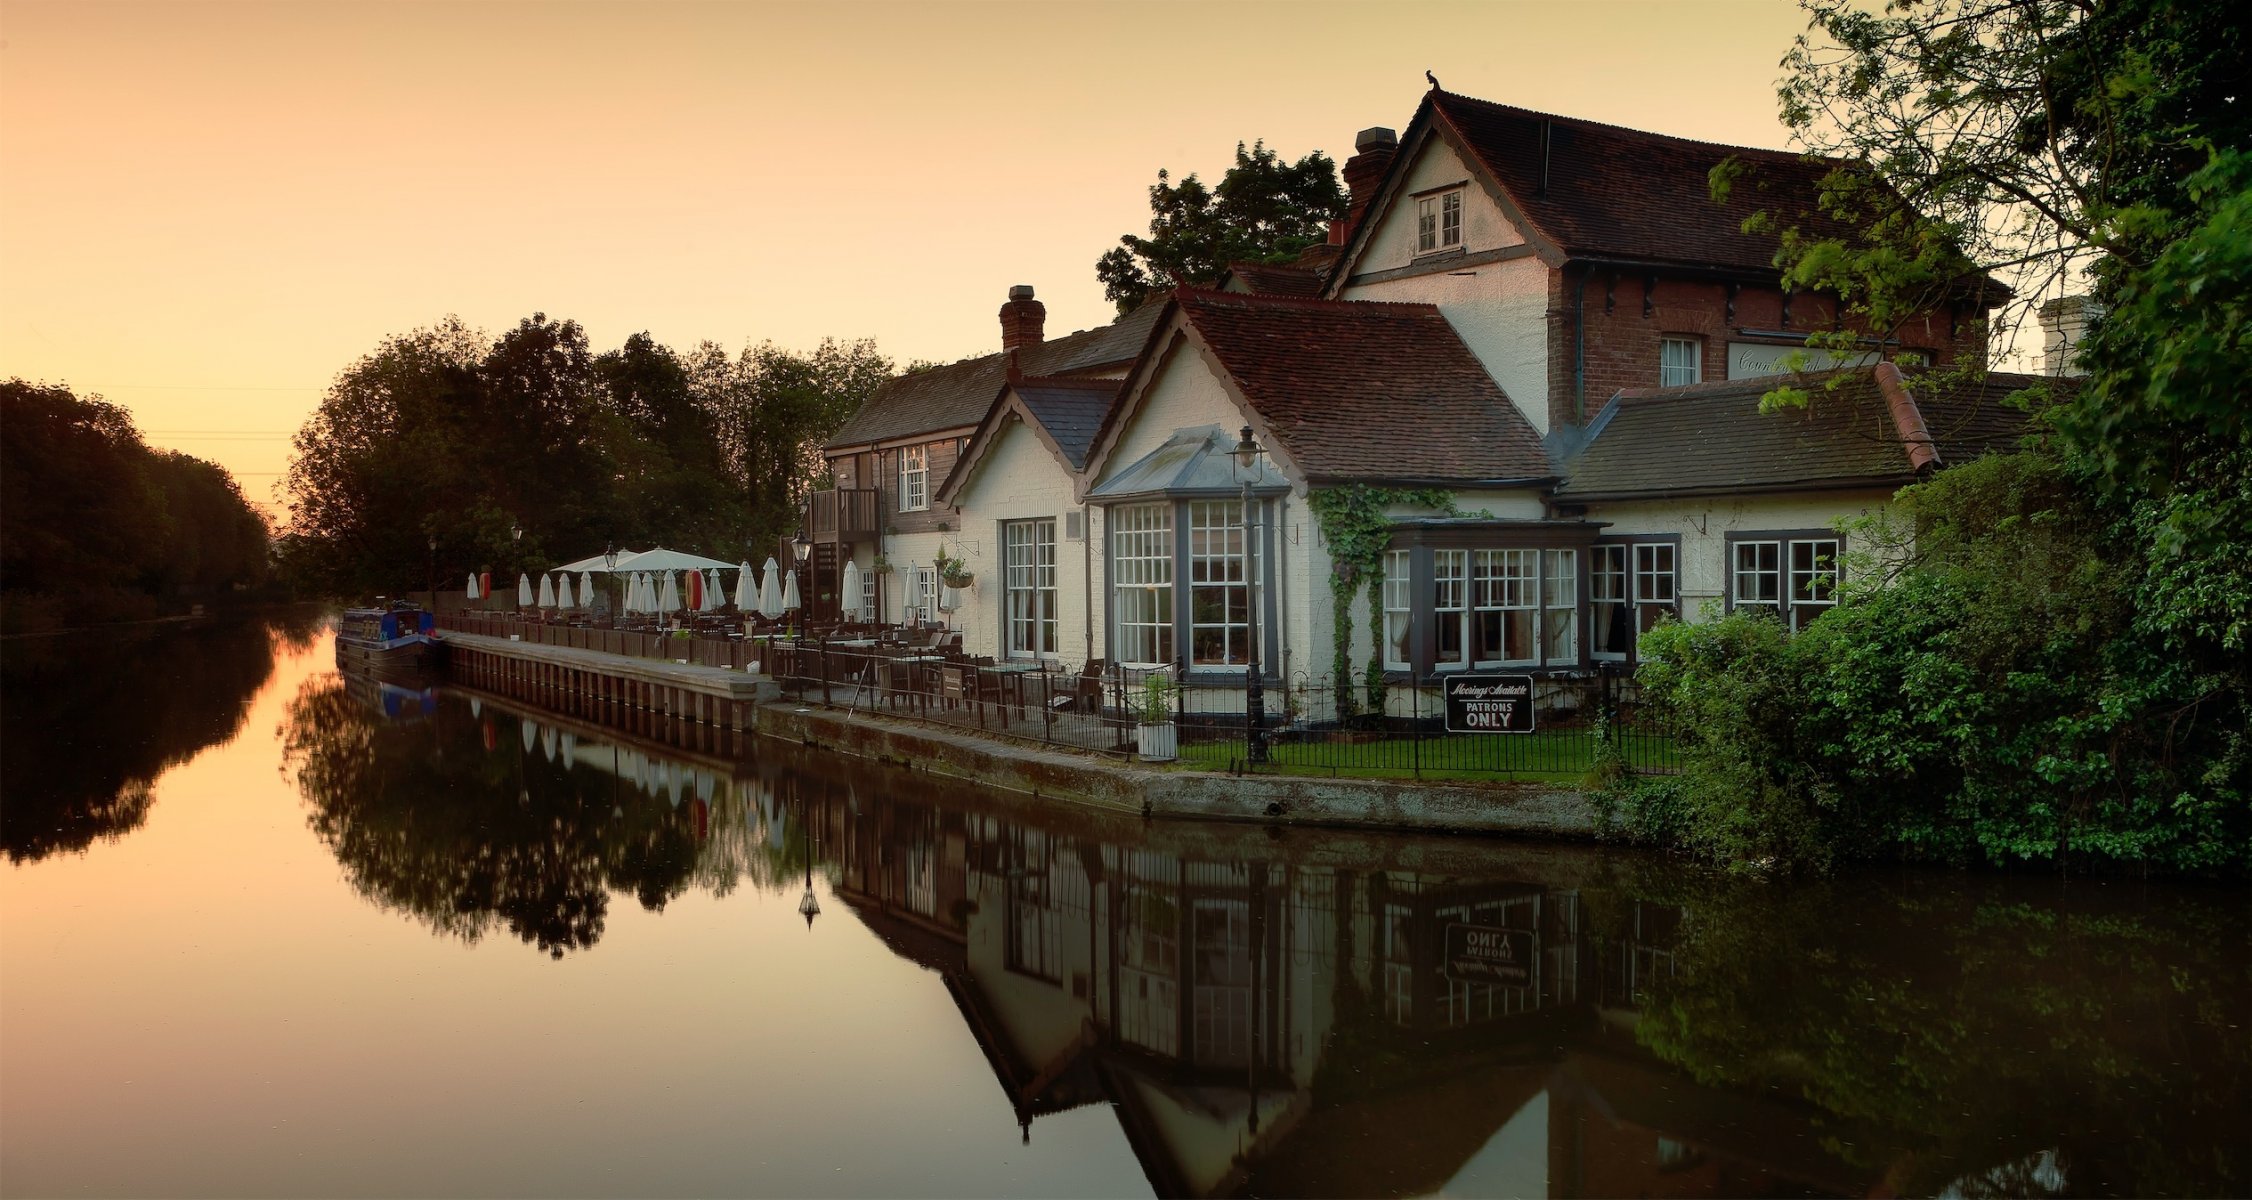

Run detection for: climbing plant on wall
[[1305, 485, 1457, 719]]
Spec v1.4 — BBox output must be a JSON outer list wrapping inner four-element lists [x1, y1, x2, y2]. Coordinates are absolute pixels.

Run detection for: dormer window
[[1416, 189, 1464, 254]]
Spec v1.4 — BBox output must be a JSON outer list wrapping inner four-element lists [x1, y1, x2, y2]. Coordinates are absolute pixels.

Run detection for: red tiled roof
[[1425, 90, 1858, 274], [1170, 290, 1551, 484]]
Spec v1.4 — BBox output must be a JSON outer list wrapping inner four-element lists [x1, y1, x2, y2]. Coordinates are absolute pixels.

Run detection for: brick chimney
[[2039, 294, 2103, 376], [1341, 126, 1398, 236], [999, 284, 1046, 353]]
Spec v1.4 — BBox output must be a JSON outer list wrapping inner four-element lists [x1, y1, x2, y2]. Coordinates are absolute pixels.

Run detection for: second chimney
[[1341, 126, 1399, 236], [2039, 294, 2103, 376], [1000, 284, 1046, 353]]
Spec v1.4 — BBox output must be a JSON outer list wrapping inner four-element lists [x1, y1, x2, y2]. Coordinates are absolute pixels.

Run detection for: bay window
[[1433, 549, 1469, 668], [1542, 548, 1578, 662], [1188, 500, 1255, 666], [1471, 548, 1535, 666], [1383, 549, 1412, 670], [1111, 503, 1173, 664]]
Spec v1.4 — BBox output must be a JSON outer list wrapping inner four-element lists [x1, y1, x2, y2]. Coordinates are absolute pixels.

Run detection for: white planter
[[1137, 722, 1178, 762]]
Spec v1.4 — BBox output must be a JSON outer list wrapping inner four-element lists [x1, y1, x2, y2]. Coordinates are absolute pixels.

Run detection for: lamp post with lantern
[[603, 543, 619, 622], [792, 528, 813, 627], [1232, 426, 1268, 766]]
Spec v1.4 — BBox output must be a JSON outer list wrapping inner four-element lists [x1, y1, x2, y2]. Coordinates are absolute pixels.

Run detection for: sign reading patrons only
[[1443, 922, 1535, 986], [1443, 674, 1535, 733]]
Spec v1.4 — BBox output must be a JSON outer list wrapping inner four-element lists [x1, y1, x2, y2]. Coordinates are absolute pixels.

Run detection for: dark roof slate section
[[1428, 90, 1856, 274], [1224, 261, 1329, 297], [1012, 375, 1116, 470], [825, 299, 1163, 450], [1555, 368, 2049, 499], [1173, 289, 1550, 484]]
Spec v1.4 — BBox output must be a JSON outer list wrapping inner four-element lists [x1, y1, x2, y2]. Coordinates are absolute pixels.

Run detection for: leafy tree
[[687, 336, 891, 556], [1634, 0, 2251, 873], [1, 380, 270, 629], [1096, 141, 1347, 312]]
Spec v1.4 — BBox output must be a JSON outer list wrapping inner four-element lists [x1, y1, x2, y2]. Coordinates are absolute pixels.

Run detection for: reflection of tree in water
[[280, 674, 709, 958], [1623, 872, 2252, 1197], [0, 608, 322, 863]]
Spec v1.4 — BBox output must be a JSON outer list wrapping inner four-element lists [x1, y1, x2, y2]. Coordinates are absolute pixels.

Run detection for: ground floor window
[[1730, 533, 1839, 630], [1004, 518, 1057, 658], [1106, 497, 1274, 671], [910, 565, 938, 624], [1383, 549, 1412, 670], [1112, 502, 1172, 664], [1387, 530, 1596, 675], [1187, 500, 1255, 666], [1470, 548, 1534, 667], [1593, 539, 1679, 660]]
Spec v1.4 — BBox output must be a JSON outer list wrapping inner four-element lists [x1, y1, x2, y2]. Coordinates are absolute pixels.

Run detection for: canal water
[[2, 615, 2245, 1198]]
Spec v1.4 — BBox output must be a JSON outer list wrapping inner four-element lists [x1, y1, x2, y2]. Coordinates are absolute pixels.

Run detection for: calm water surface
[[2, 615, 2245, 1198]]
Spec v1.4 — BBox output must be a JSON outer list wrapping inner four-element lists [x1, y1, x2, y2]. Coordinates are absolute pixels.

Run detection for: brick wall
[[1548, 266, 1987, 424]]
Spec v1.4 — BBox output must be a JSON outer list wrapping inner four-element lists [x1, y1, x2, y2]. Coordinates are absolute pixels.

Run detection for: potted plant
[[1136, 673, 1178, 762], [870, 553, 894, 576]]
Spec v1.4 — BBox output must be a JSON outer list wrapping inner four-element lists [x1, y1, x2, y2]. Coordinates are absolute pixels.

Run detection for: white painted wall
[[944, 415, 1104, 662], [1350, 134, 1524, 275], [1105, 340, 1244, 469]]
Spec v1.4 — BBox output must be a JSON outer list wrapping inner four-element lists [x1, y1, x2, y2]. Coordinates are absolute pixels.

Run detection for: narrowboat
[[336, 601, 445, 679]]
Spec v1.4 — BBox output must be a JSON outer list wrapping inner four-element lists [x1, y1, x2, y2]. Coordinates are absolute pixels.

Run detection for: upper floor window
[[898, 445, 929, 512], [1660, 337, 1703, 387], [1416, 189, 1464, 255]]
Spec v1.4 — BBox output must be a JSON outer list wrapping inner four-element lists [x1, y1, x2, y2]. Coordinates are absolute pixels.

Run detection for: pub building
[[804, 86, 2054, 719]]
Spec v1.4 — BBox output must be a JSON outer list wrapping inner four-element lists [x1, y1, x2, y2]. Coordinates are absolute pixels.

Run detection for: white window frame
[[1787, 538, 1841, 630], [1382, 549, 1412, 671], [1660, 337, 1703, 387], [1433, 549, 1469, 669], [1187, 500, 1256, 668], [1633, 542, 1677, 634], [1415, 189, 1465, 255], [1470, 548, 1536, 668], [1003, 518, 1057, 659], [1541, 548, 1578, 664], [898, 444, 929, 512], [1732, 540, 1783, 611], [1591, 543, 1632, 662], [910, 565, 938, 624], [861, 566, 879, 622], [1111, 502, 1173, 665]]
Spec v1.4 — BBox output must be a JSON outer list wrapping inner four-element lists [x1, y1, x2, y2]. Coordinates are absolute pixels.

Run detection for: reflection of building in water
[[800, 776, 1885, 1199]]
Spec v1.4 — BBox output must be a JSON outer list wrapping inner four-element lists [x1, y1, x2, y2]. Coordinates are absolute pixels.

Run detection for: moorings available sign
[[1443, 922, 1536, 986], [1442, 674, 1536, 733]]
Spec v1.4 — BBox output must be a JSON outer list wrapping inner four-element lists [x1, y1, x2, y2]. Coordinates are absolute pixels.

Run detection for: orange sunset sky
[[2, 0, 1814, 517]]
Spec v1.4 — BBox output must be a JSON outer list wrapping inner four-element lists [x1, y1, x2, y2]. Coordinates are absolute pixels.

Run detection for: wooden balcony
[[806, 487, 880, 544]]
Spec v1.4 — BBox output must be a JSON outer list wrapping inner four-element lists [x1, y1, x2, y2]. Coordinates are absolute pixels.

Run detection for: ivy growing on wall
[[1305, 485, 1457, 718]]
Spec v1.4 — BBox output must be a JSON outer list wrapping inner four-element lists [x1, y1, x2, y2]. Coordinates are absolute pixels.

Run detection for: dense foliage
[[1096, 141, 1348, 313], [1627, 0, 2249, 873], [1306, 485, 1456, 718], [278, 314, 889, 597], [1, 380, 272, 631]]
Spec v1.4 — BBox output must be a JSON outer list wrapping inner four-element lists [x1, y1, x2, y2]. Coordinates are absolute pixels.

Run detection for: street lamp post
[[510, 522, 524, 618], [792, 528, 813, 627], [426, 533, 437, 614], [603, 542, 618, 623], [1232, 426, 1268, 766]]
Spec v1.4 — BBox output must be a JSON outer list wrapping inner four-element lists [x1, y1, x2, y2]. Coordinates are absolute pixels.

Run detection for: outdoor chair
[[1056, 658, 1107, 714]]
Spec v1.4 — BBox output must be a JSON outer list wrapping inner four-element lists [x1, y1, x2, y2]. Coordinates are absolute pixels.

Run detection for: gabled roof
[[824, 299, 1165, 451], [1554, 367, 2051, 500], [1328, 89, 1918, 294], [935, 374, 1119, 505], [1088, 289, 1550, 487]]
